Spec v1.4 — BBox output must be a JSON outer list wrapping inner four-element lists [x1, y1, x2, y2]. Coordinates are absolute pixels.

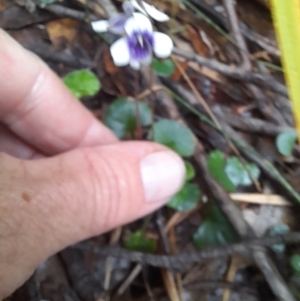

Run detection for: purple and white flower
[[130, 0, 170, 22], [91, 1, 134, 34], [110, 13, 173, 69], [91, 0, 169, 34]]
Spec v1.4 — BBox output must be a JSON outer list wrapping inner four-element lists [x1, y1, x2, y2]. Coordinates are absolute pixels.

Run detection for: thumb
[[0, 141, 185, 298]]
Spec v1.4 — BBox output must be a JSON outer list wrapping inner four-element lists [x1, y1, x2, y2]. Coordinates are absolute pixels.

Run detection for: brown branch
[[172, 48, 287, 97], [188, 0, 279, 57], [185, 280, 255, 293], [212, 106, 293, 136], [24, 43, 91, 68], [40, 3, 98, 21], [240, 23, 280, 57], [95, 0, 118, 17], [223, 0, 251, 71], [77, 232, 300, 269], [253, 247, 296, 301]]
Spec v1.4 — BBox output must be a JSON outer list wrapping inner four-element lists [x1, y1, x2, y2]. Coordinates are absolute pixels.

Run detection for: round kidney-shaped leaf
[[225, 157, 260, 187], [63, 70, 101, 99], [124, 230, 156, 253], [152, 58, 176, 77], [268, 224, 290, 253], [104, 98, 152, 138], [276, 130, 297, 156], [207, 150, 236, 192], [185, 161, 196, 181], [291, 254, 300, 277], [193, 205, 237, 249], [152, 119, 195, 157], [167, 183, 201, 212]]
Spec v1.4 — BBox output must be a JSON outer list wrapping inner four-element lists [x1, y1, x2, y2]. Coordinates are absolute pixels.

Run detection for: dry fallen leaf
[[171, 59, 188, 81], [187, 25, 210, 57], [46, 18, 79, 49], [103, 47, 119, 75], [0, 0, 12, 12]]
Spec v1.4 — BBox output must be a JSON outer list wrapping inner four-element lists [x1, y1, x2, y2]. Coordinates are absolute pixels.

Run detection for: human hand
[[0, 29, 185, 298]]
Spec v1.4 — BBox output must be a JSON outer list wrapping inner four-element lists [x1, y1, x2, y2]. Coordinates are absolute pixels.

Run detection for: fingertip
[[140, 150, 186, 203]]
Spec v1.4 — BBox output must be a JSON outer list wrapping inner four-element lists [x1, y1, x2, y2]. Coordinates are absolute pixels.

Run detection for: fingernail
[[140, 151, 186, 202]]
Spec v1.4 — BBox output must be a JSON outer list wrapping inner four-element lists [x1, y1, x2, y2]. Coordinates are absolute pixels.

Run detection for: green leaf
[[225, 157, 260, 186], [104, 98, 152, 138], [63, 70, 101, 99], [167, 183, 201, 212], [291, 254, 300, 277], [152, 58, 176, 77], [152, 119, 195, 157], [207, 151, 236, 192], [193, 205, 238, 249], [185, 161, 195, 181], [276, 130, 297, 156], [268, 224, 290, 253], [124, 230, 156, 253]]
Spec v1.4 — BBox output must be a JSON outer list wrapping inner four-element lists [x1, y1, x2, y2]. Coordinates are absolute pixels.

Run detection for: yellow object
[[270, 0, 300, 139]]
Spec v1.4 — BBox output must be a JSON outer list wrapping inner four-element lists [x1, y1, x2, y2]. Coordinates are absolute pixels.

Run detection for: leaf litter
[[3, 0, 300, 301]]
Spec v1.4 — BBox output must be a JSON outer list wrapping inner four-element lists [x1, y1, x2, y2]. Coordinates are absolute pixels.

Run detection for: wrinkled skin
[[0, 29, 185, 298]]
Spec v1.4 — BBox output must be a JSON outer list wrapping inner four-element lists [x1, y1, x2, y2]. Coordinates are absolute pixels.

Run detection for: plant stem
[[134, 70, 142, 139]]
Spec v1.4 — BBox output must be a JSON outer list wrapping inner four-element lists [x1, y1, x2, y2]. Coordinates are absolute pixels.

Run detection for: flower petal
[[123, 1, 134, 16], [108, 14, 128, 34], [91, 20, 109, 32], [129, 60, 141, 69], [143, 1, 170, 21], [130, 0, 169, 22], [125, 13, 153, 35], [110, 38, 130, 67], [141, 52, 152, 65], [130, 0, 147, 15], [153, 32, 173, 58]]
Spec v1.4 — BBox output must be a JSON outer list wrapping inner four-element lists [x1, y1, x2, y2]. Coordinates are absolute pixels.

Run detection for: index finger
[[0, 29, 117, 155]]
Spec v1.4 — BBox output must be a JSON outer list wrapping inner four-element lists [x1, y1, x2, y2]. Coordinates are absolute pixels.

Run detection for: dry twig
[[40, 3, 98, 21], [172, 48, 287, 97], [80, 231, 300, 268], [223, 0, 251, 71], [213, 107, 293, 136]]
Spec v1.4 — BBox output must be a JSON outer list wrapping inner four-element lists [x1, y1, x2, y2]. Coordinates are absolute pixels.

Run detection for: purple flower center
[[127, 30, 154, 61]]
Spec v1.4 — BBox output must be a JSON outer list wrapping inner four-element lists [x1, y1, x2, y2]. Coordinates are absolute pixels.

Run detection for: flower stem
[[148, 66, 155, 140], [134, 70, 142, 139]]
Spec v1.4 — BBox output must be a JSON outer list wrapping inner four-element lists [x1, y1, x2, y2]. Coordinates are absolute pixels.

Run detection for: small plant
[[268, 224, 290, 253], [124, 230, 156, 253], [151, 119, 195, 157], [152, 58, 176, 77], [276, 130, 297, 156], [63, 70, 101, 99], [103, 98, 152, 138], [64, 1, 198, 215], [91, 1, 172, 70], [193, 205, 238, 249], [207, 150, 260, 192], [167, 183, 201, 212]]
